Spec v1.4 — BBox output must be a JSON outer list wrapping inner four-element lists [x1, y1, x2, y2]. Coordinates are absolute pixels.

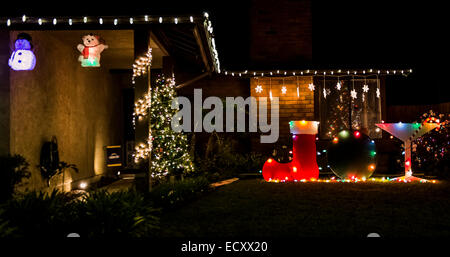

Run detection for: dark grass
[[158, 179, 450, 237]]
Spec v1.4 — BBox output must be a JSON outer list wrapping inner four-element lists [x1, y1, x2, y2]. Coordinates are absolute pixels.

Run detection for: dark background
[[2, 0, 448, 105]]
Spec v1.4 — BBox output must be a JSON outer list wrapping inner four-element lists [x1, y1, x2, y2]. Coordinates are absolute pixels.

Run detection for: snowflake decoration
[[336, 81, 342, 90], [255, 85, 263, 93], [350, 89, 357, 99], [362, 84, 369, 93], [281, 86, 287, 94], [308, 83, 315, 91], [376, 88, 380, 98], [323, 87, 328, 99]]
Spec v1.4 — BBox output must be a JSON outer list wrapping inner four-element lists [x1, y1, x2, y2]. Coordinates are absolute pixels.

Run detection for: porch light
[[79, 182, 88, 190]]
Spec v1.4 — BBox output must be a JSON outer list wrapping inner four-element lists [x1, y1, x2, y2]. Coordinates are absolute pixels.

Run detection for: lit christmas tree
[[134, 75, 194, 178]]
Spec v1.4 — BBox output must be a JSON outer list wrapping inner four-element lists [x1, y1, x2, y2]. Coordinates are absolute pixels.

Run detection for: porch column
[[134, 29, 152, 190]]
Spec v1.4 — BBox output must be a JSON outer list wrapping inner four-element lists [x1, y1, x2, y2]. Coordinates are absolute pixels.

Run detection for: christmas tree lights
[[133, 76, 194, 178]]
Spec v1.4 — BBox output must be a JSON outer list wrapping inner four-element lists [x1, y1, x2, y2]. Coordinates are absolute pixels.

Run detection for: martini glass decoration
[[376, 122, 439, 182]]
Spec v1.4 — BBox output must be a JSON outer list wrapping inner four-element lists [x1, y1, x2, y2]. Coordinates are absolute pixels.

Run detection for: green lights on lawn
[[339, 130, 349, 138]]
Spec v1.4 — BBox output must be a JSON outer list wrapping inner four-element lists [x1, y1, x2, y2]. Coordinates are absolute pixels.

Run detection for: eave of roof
[[0, 13, 220, 73]]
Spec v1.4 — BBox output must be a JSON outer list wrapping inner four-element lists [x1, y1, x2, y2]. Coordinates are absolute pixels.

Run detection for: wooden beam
[[176, 72, 211, 89], [193, 26, 211, 72], [150, 31, 169, 56]]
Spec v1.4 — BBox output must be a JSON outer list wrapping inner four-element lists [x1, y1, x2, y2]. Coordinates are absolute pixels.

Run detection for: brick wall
[[174, 74, 315, 155], [386, 102, 450, 123], [250, 0, 312, 68], [250, 76, 314, 153]]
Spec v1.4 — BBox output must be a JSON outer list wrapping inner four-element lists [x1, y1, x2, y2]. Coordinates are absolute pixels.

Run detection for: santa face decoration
[[9, 33, 36, 71], [77, 34, 108, 67]]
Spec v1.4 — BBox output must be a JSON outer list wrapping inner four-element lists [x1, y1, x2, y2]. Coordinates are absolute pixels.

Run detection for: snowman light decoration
[[77, 33, 108, 67], [8, 33, 36, 71]]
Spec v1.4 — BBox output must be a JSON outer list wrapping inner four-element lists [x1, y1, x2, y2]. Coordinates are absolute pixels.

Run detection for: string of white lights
[[1, 14, 206, 26], [221, 69, 413, 77], [2, 13, 220, 74], [2, 13, 220, 73]]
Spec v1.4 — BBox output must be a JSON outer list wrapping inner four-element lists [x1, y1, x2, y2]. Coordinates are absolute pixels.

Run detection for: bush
[[0, 209, 16, 237], [195, 134, 265, 181], [412, 110, 450, 178], [0, 155, 31, 202], [78, 190, 160, 238], [0, 190, 159, 238], [148, 176, 210, 209], [0, 190, 75, 237]]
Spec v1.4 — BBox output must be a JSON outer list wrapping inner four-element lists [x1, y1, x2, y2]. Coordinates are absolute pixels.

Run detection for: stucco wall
[[9, 31, 123, 190], [0, 31, 10, 155]]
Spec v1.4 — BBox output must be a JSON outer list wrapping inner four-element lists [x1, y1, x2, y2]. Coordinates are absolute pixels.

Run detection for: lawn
[[159, 179, 450, 237]]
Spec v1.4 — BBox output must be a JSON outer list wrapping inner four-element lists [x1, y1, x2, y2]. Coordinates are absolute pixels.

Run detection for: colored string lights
[[266, 176, 437, 184]]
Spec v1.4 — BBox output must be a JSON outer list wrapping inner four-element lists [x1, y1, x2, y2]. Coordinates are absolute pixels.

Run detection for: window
[[316, 77, 382, 139]]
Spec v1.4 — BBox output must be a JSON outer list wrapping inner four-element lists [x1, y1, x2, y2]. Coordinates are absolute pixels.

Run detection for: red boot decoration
[[262, 121, 320, 181]]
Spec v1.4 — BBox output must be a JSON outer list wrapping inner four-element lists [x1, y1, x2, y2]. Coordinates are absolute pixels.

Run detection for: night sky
[[3, 0, 448, 105]]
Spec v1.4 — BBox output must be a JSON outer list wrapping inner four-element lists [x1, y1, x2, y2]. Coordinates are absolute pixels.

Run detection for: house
[[0, 5, 412, 192]]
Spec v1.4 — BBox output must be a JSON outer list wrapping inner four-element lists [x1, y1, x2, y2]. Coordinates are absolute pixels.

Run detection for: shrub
[[412, 110, 450, 179], [40, 161, 79, 187], [195, 133, 265, 181], [148, 176, 210, 209], [77, 190, 160, 238], [0, 155, 31, 202], [0, 209, 17, 237], [0, 190, 75, 237], [0, 190, 159, 238]]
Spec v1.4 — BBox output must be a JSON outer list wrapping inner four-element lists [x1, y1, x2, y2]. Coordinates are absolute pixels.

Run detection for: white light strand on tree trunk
[[132, 48, 152, 84]]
